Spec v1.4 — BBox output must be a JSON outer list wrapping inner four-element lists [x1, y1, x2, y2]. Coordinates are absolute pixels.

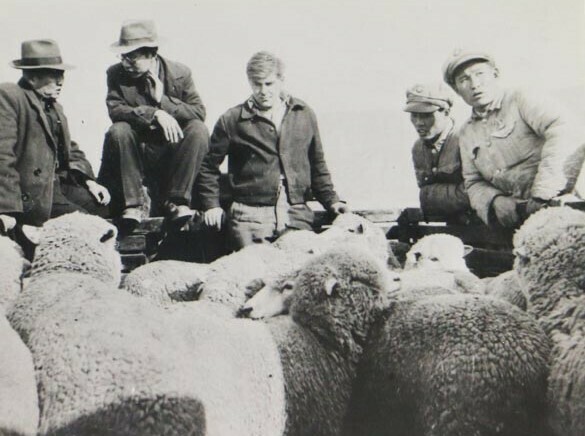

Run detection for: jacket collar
[[240, 93, 304, 121], [19, 77, 62, 149], [470, 88, 505, 120]]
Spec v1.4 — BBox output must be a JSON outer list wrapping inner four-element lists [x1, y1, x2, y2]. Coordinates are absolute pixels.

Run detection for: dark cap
[[403, 83, 453, 113], [442, 49, 495, 87]]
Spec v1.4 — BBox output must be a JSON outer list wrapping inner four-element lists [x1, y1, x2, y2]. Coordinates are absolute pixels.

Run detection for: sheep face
[[290, 246, 391, 364], [404, 233, 471, 272], [28, 212, 121, 286], [238, 271, 297, 319]]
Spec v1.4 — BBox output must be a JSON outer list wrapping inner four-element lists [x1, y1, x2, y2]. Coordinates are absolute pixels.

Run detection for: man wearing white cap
[[98, 20, 209, 225], [443, 49, 585, 228], [403, 83, 472, 223], [0, 39, 110, 232]]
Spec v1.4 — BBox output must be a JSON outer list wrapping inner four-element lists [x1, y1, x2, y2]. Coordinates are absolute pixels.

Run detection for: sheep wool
[[513, 207, 585, 436], [0, 235, 27, 312], [123, 260, 209, 305], [346, 294, 552, 436], [267, 245, 392, 436], [483, 269, 527, 310], [0, 313, 39, 436]]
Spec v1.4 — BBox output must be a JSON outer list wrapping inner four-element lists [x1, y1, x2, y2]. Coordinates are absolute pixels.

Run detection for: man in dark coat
[[98, 20, 209, 225], [403, 83, 473, 223], [0, 39, 110, 231]]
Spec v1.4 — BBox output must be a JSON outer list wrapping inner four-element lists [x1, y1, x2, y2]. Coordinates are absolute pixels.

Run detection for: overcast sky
[[1, 0, 584, 208]]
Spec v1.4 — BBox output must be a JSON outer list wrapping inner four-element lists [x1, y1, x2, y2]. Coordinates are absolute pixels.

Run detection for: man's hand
[[86, 180, 111, 206], [204, 207, 225, 230], [329, 201, 350, 215], [0, 214, 16, 234], [154, 110, 184, 144], [492, 196, 519, 227]]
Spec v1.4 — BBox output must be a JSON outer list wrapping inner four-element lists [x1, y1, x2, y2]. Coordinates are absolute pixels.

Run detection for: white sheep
[[345, 292, 552, 436], [0, 235, 29, 312], [483, 269, 527, 310], [513, 206, 585, 436], [0, 312, 39, 436]]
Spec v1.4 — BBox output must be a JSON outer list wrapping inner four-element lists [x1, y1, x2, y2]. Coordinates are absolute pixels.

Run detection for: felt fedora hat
[[10, 39, 74, 70], [110, 20, 162, 54]]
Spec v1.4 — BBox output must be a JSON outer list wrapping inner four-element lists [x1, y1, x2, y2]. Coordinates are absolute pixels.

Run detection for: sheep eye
[[100, 229, 115, 243], [429, 256, 439, 262], [280, 281, 294, 293]]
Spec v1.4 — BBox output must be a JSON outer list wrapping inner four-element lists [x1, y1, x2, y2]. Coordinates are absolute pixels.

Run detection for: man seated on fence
[[443, 49, 585, 228], [197, 51, 349, 250], [0, 39, 110, 235], [98, 20, 209, 226], [403, 83, 474, 224]]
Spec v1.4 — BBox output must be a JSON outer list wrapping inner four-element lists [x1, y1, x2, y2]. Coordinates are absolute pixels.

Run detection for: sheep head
[[404, 233, 472, 272]]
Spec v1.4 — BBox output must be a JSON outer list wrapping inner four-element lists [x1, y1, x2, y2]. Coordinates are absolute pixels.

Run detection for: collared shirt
[[423, 117, 454, 155], [470, 89, 504, 120], [246, 94, 289, 133], [33, 92, 66, 168]]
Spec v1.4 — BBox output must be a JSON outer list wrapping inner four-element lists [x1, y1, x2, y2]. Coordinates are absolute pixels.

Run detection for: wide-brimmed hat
[[403, 83, 453, 113], [10, 39, 74, 70], [110, 20, 162, 54], [442, 49, 495, 87]]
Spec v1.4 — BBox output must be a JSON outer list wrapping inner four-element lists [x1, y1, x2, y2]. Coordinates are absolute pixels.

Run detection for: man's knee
[[106, 122, 136, 145], [182, 119, 209, 148]]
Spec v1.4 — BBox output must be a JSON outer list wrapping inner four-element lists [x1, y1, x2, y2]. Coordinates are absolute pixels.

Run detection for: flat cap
[[403, 83, 453, 113], [442, 49, 495, 86]]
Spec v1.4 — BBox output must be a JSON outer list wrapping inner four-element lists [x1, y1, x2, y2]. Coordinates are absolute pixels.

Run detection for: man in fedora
[[442, 49, 585, 228], [98, 19, 209, 225], [0, 39, 110, 232], [403, 82, 473, 224]]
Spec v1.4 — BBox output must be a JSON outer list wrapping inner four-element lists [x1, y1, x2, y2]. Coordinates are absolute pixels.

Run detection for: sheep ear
[[356, 223, 364, 234], [21, 225, 41, 245], [463, 245, 473, 257], [100, 228, 116, 243], [324, 277, 339, 296]]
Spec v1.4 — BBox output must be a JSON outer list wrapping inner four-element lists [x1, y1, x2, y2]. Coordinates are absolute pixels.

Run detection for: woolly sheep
[[483, 269, 527, 310], [513, 207, 585, 436], [266, 244, 394, 435], [0, 313, 39, 436], [9, 213, 287, 435], [123, 260, 209, 305], [345, 293, 552, 436], [0, 235, 28, 312]]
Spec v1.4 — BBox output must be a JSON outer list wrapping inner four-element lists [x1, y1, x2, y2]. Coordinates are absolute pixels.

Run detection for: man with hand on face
[[0, 39, 110, 233], [403, 83, 472, 223], [197, 51, 348, 250], [98, 20, 209, 225], [443, 49, 585, 228]]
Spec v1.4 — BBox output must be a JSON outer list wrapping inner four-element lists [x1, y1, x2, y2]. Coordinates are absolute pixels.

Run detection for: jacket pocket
[[491, 120, 515, 138]]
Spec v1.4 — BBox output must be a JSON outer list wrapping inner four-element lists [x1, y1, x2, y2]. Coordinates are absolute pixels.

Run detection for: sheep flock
[[0, 208, 583, 436]]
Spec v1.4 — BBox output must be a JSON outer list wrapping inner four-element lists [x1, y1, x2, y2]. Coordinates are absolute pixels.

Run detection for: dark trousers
[[98, 120, 209, 215], [50, 174, 110, 219]]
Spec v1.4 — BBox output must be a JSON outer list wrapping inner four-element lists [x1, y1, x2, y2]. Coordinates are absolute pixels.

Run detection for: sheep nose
[[236, 306, 253, 318]]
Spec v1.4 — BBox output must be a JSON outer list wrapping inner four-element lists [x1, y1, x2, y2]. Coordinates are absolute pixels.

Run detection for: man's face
[[454, 61, 499, 109], [29, 69, 65, 100], [410, 109, 449, 140], [248, 72, 283, 110], [120, 48, 155, 78]]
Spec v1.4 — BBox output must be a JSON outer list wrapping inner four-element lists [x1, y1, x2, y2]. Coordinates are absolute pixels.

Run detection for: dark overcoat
[[0, 78, 94, 225]]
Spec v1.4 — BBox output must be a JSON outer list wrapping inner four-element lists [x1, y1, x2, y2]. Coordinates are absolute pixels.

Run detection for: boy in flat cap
[[0, 39, 110, 232], [98, 20, 209, 225], [443, 49, 585, 228], [197, 51, 348, 250], [404, 83, 472, 223]]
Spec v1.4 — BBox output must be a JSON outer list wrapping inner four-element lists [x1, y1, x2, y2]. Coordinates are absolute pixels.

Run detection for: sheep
[[513, 207, 585, 436], [265, 244, 394, 435], [0, 235, 28, 312], [345, 292, 553, 436], [123, 260, 209, 305], [8, 213, 287, 436], [0, 313, 39, 436], [402, 233, 484, 294], [483, 269, 527, 310]]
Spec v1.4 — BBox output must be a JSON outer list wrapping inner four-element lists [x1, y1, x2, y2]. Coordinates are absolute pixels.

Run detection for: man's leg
[[50, 175, 89, 218], [227, 201, 277, 250], [98, 122, 147, 216], [163, 119, 209, 206], [58, 176, 110, 218]]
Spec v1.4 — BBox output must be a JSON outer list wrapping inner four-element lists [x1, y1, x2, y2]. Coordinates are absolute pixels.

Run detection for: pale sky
[[1, 0, 584, 208]]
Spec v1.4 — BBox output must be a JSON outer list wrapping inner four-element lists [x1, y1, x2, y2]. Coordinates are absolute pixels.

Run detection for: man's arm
[[307, 109, 340, 210], [419, 182, 470, 217], [159, 68, 206, 123], [516, 89, 585, 200], [0, 87, 24, 216]]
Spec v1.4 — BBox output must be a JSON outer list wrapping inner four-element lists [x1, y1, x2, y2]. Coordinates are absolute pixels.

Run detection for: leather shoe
[[121, 207, 143, 224]]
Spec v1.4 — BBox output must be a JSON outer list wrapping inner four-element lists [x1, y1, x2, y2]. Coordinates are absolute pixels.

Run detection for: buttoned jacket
[[0, 79, 94, 225], [458, 88, 585, 224], [197, 96, 340, 210]]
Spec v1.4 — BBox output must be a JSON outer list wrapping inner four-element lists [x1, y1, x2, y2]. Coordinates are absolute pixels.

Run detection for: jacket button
[[22, 193, 29, 201], [33, 168, 42, 176]]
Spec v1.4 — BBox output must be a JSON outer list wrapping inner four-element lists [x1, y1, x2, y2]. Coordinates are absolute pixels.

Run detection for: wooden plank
[[117, 235, 146, 253]]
